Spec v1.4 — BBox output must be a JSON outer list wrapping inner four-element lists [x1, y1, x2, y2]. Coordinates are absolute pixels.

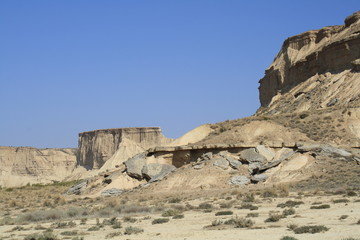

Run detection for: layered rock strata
[[77, 127, 173, 169], [0, 147, 77, 187], [258, 11, 360, 114]]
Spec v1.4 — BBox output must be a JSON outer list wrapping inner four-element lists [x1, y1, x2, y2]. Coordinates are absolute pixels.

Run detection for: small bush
[[215, 211, 233, 216], [124, 226, 144, 235], [277, 201, 304, 208], [105, 232, 122, 238], [24, 232, 59, 240], [339, 215, 348, 220], [122, 216, 136, 223], [333, 199, 349, 203], [198, 203, 213, 209], [347, 191, 358, 197], [87, 226, 101, 231], [246, 213, 259, 218], [265, 214, 284, 222], [60, 231, 78, 236], [310, 204, 330, 209], [168, 198, 182, 203], [173, 214, 184, 219], [112, 221, 122, 229], [238, 203, 258, 210], [152, 218, 170, 224], [292, 225, 329, 234], [162, 209, 181, 217], [224, 217, 254, 228], [219, 202, 233, 208], [243, 194, 255, 202], [280, 236, 298, 240], [282, 208, 296, 217]]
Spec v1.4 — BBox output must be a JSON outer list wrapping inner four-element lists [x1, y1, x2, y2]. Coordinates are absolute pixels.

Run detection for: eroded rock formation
[[258, 11, 360, 114], [0, 147, 77, 187], [77, 127, 173, 169]]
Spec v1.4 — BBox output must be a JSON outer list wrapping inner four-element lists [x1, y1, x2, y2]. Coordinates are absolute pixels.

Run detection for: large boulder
[[66, 181, 87, 195], [240, 148, 267, 164], [256, 145, 274, 161], [124, 153, 147, 179], [297, 143, 352, 158], [259, 160, 282, 171], [320, 145, 352, 157], [228, 175, 250, 185], [213, 157, 230, 170], [227, 156, 242, 169], [148, 165, 176, 183], [251, 174, 268, 183], [278, 148, 295, 161], [142, 163, 175, 181]]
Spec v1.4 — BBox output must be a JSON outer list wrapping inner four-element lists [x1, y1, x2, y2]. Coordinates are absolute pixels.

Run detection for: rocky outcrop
[[78, 127, 173, 169], [0, 147, 77, 187], [258, 11, 360, 114]]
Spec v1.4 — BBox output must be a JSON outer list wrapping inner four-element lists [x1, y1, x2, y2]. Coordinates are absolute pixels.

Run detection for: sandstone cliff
[[258, 11, 360, 114], [0, 147, 77, 187], [77, 127, 173, 170]]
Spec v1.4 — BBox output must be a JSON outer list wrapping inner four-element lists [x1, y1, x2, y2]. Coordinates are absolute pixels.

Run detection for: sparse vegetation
[[124, 226, 144, 235], [246, 212, 259, 218], [290, 225, 329, 234], [277, 200, 304, 208], [310, 204, 330, 209], [333, 199, 349, 203], [280, 237, 298, 240], [152, 218, 170, 224], [24, 232, 59, 240], [215, 211, 233, 216]]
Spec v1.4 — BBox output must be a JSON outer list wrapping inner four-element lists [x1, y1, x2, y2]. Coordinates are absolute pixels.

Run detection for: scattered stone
[[327, 98, 338, 107], [101, 188, 123, 196], [240, 148, 267, 164], [248, 162, 262, 174], [353, 157, 360, 165], [278, 149, 295, 161], [320, 145, 352, 157], [256, 145, 274, 161], [298, 143, 352, 158], [259, 160, 282, 171], [228, 175, 250, 185], [66, 181, 87, 195], [297, 143, 322, 152], [251, 174, 268, 183], [213, 157, 230, 170], [227, 156, 242, 169], [124, 153, 147, 179]]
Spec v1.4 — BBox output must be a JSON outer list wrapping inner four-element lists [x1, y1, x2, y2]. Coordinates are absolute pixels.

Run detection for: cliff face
[[78, 127, 173, 169], [0, 147, 77, 187], [258, 11, 360, 114]]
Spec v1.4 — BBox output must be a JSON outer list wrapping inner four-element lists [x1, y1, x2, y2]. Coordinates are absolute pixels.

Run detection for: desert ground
[[1, 182, 360, 240]]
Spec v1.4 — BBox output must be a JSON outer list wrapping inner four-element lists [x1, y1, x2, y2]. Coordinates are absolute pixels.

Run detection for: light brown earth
[[1, 185, 360, 240]]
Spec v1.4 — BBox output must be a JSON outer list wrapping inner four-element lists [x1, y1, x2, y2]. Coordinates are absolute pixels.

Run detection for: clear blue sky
[[0, 1, 358, 148]]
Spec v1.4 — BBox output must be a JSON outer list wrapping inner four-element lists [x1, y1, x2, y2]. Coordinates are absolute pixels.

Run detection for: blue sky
[[0, 1, 359, 148]]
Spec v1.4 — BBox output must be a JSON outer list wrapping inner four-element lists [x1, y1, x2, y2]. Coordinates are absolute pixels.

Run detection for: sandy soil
[[1, 194, 360, 240]]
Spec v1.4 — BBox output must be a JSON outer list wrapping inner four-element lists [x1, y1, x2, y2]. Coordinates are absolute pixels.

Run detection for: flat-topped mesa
[[258, 11, 360, 115], [78, 127, 173, 169]]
